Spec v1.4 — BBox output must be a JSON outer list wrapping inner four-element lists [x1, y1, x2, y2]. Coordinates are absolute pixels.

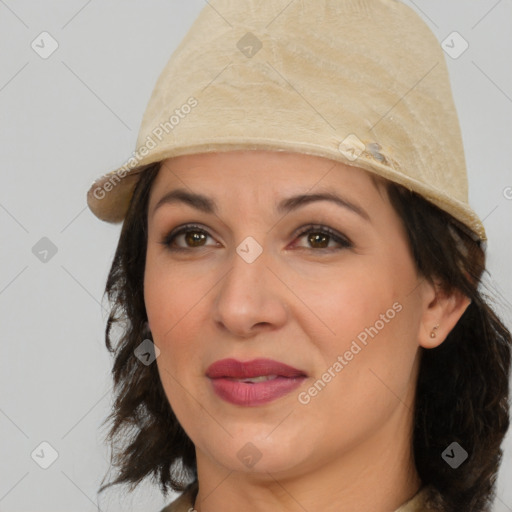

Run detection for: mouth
[[228, 375, 280, 383], [206, 358, 308, 406], [206, 357, 307, 379]]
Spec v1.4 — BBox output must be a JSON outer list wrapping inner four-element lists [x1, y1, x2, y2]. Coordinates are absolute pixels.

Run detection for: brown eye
[[293, 225, 352, 251], [182, 230, 207, 247], [306, 232, 331, 249], [161, 224, 216, 251]]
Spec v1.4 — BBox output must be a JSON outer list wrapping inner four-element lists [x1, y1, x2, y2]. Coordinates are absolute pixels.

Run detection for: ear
[[418, 279, 471, 349]]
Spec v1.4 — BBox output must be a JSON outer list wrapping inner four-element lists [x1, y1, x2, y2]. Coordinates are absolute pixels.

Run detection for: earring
[[430, 324, 439, 338]]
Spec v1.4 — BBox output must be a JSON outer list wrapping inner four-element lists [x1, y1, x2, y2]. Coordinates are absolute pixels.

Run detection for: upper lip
[[206, 358, 307, 379]]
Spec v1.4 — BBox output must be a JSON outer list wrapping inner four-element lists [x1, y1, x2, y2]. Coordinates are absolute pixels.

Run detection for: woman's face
[[144, 150, 434, 478]]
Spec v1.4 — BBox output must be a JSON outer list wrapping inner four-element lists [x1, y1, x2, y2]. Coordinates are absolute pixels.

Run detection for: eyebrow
[[151, 188, 371, 222]]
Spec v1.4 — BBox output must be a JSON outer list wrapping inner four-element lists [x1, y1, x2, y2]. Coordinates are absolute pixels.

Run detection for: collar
[[160, 482, 434, 512]]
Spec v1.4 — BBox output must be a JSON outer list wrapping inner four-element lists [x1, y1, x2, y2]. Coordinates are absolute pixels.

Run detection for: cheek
[[144, 249, 195, 378], [144, 256, 213, 433], [144, 237, 204, 332], [298, 258, 415, 349], [297, 248, 422, 396], [143, 246, 224, 387], [296, 272, 422, 439]]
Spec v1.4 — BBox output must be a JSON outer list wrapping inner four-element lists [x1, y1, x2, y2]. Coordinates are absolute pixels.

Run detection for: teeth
[[232, 375, 279, 383]]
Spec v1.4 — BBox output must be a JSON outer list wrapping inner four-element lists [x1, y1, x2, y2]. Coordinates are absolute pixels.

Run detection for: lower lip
[[209, 376, 306, 406]]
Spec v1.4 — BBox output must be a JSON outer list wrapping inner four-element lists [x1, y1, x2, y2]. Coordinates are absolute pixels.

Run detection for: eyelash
[[160, 223, 353, 253]]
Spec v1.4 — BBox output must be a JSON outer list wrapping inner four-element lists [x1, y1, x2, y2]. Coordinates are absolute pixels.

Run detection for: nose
[[212, 242, 289, 338]]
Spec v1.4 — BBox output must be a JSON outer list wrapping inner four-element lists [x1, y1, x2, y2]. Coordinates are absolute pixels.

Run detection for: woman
[[87, 1, 511, 511]]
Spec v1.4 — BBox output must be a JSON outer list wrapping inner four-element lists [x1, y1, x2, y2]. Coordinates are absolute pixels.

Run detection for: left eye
[[160, 224, 352, 252], [292, 224, 352, 251]]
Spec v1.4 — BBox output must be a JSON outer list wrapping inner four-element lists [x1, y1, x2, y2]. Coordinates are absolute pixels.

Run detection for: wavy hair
[[97, 160, 511, 512]]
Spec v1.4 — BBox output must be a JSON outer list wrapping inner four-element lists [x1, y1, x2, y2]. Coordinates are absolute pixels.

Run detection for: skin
[[144, 150, 470, 512]]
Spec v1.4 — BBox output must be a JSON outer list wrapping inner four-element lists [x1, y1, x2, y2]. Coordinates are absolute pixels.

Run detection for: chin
[[199, 428, 314, 477]]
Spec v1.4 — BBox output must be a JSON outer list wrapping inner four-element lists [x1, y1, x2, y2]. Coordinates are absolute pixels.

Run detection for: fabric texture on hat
[[86, 0, 486, 242]]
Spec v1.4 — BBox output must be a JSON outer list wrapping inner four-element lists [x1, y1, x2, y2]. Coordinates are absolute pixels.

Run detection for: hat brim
[[86, 140, 487, 243]]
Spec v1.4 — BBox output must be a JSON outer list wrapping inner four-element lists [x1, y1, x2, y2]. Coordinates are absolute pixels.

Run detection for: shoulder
[[159, 481, 198, 512]]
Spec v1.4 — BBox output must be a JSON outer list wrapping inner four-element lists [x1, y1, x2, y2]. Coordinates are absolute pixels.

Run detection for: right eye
[[160, 224, 219, 252]]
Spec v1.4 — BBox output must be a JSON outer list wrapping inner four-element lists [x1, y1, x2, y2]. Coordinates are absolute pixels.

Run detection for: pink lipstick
[[206, 358, 307, 406]]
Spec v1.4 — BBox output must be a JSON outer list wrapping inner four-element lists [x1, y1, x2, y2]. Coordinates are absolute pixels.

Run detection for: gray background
[[0, 1, 511, 511]]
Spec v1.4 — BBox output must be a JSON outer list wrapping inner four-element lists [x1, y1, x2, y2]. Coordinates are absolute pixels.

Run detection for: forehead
[[149, 150, 386, 202]]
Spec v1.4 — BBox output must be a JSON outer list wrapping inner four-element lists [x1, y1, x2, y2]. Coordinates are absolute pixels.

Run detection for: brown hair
[[97, 161, 511, 512]]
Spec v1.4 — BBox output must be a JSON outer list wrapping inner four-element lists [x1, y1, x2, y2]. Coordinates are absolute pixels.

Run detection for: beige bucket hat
[[86, 0, 486, 242]]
